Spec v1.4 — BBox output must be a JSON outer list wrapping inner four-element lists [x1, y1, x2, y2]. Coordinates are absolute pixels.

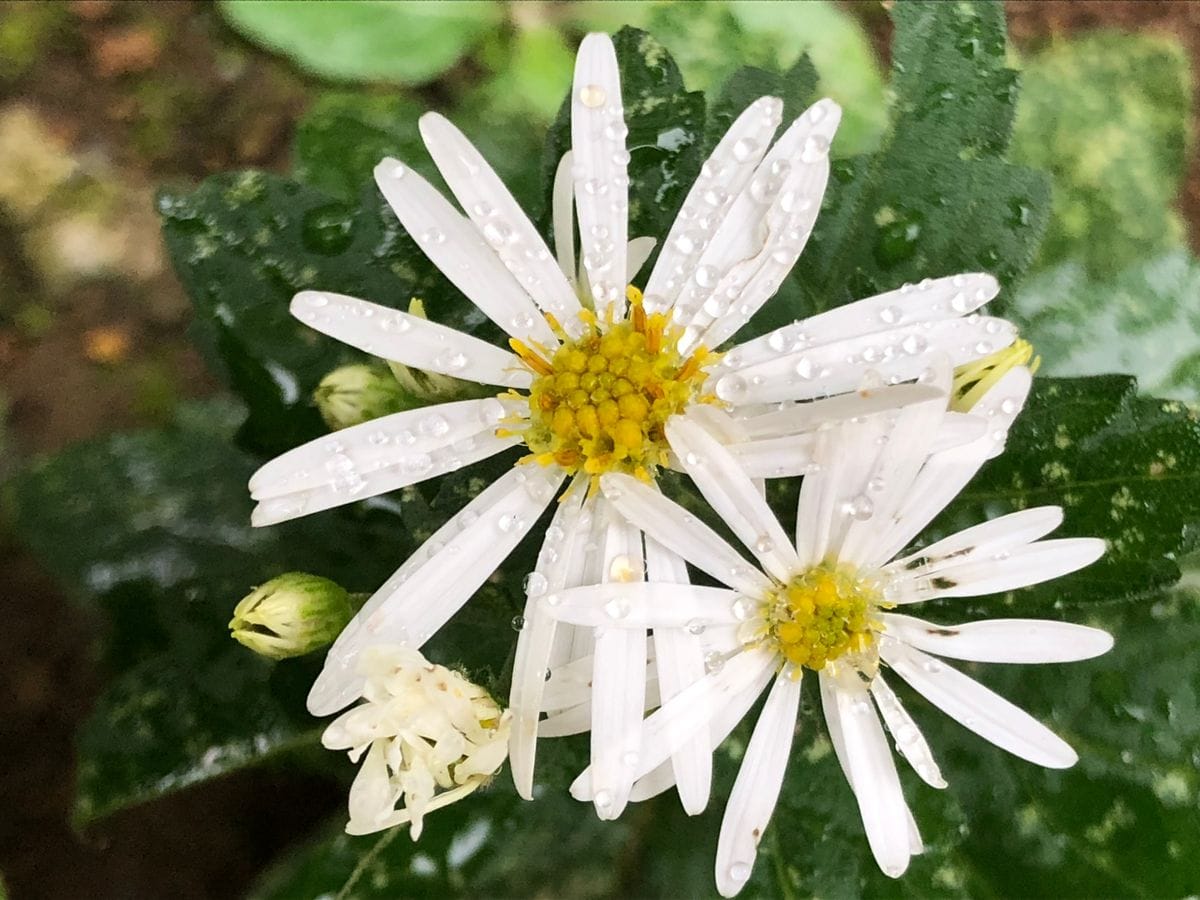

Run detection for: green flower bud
[[386, 299, 482, 403], [229, 572, 358, 660], [313, 363, 412, 431]]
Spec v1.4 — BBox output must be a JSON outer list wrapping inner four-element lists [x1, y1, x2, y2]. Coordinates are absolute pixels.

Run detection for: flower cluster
[[240, 31, 1112, 896]]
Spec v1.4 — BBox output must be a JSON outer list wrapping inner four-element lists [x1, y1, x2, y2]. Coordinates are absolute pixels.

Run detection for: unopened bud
[[229, 572, 359, 659], [313, 363, 413, 431], [387, 298, 485, 403]]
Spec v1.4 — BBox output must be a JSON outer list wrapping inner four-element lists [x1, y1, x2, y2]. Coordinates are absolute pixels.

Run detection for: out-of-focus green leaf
[[292, 91, 543, 209], [158, 172, 492, 455], [1011, 32, 1192, 277], [218, 0, 501, 84], [476, 25, 576, 128], [252, 778, 629, 899], [931, 377, 1200, 618], [1012, 252, 1200, 404], [540, 26, 706, 262], [789, 0, 1050, 323]]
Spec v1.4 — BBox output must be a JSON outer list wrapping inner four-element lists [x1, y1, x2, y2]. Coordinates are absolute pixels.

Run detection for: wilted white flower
[[547, 366, 1110, 895], [322, 645, 510, 838], [246, 32, 1019, 814]]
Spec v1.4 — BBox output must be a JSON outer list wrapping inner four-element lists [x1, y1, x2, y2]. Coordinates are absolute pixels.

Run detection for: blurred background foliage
[[0, 2, 1198, 898]]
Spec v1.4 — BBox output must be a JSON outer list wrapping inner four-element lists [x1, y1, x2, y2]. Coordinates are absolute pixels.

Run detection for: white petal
[[588, 507, 645, 819], [667, 416, 799, 582], [736, 383, 945, 439], [540, 583, 746, 629], [869, 673, 946, 789], [672, 99, 840, 350], [251, 430, 518, 527], [880, 636, 1078, 768], [886, 537, 1105, 602], [870, 367, 1032, 564], [571, 647, 775, 800], [643, 96, 783, 314], [509, 477, 590, 799], [419, 113, 581, 326], [697, 102, 843, 351], [627, 649, 768, 803], [572, 33, 628, 321], [715, 672, 802, 897], [827, 678, 912, 878], [837, 391, 951, 565], [713, 316, 1016, 406], [646, 537, 711, 815], [249, 397, 519, 499], [307, 464, 564, 715], [372, 160, 558, 346], [886, 506, 1063, 574], [881, 614, 1113, 664], [727, 273, 1001, 371], [552, 151, 577, 291], [291, 290, 531, 388], [600, 473, 771, 596], [626, 236, 657, 282]]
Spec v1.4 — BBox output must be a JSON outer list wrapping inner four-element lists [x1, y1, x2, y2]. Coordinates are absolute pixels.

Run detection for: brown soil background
[[1, 2, 1197, 898]]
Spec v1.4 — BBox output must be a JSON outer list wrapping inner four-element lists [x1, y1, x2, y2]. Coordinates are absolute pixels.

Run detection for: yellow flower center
[[951, 338, 1040, 412], [766, 563, 881, 671], [506, 287, 714, 484]]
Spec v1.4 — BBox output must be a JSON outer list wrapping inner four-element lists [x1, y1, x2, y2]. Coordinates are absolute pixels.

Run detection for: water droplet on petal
[[524, 572, 548, 597], [579, 84, 607, 108]]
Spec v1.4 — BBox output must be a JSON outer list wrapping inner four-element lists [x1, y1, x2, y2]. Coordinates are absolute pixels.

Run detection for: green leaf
[[252, 780, 630, 899], [293, 91, 545, 210], [1010, 32, 1192, 277], [1011, 252, 1200, 404], [789, 0, 1051, 321], [218, 0, 501, 84], [938, 592, 1200, 897], [703, 59, 819, 157], [539, 27, 707, 256], [158, 172, 488, 455], [932, 377, 1200, 617]]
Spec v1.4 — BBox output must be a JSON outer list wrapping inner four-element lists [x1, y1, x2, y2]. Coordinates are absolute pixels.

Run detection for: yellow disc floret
[[765, 563, 882, 671], [508, 287, 714, 485]]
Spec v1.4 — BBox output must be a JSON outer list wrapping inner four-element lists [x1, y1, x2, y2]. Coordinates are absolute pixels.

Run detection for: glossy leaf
[[219, 0, 501, 85]]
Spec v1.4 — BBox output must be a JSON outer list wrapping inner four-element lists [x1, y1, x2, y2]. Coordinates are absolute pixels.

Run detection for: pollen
[[951, 338, 1040, 412], [510, 287, 714, 484], [765, 563, 882, 672]]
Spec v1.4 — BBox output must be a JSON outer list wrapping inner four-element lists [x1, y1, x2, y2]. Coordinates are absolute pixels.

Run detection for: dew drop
[[879, 305, 902, 325], [686, 618, 707, 635], [729, 862, 752, 883], [901, 334, 927, 356], [704, 651, 725, 674], [511, 615, 526, 631], [420, 227, 445, 245], [524, 572, 549, 597], [716, 374, 747, 401], [800, 134, 830, 163], [732, 137, 758, 162], [579, 84, 607, 108]]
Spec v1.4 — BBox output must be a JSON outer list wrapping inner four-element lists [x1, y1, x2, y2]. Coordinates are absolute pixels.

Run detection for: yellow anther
[[510, 339, 555, 377]]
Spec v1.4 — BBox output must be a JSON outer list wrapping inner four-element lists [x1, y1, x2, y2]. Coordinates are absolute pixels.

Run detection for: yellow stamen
[[952, 338, 1040, 412], [763, 563, 883, 673], [509, 338, 555, 377]]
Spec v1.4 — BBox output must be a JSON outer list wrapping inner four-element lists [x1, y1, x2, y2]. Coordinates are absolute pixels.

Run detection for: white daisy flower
[[321, 644, 510, 838], [544, 366, 1111, 895], [246, 32, 1018, 810]]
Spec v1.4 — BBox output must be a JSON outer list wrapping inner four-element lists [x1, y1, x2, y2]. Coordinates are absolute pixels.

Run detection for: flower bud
[[313, 363, 414, 431], [322, 645, 511, 839], [386, 298, 485, 403], [229, 572, 358, 660]]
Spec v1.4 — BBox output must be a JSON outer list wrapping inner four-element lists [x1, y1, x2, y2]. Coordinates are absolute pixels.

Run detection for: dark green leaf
[[933, 377, 1200, 617], [703, 59, 819, 157], [252, 779, 629, 899], [292, 91, 544, 210], [158, 172, 491, 455], [218, 0, 501, 84], [789, 0, 1051, 319]]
